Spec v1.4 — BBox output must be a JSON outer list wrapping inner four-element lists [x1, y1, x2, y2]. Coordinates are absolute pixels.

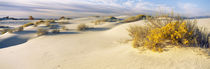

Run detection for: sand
[[0, 17, 209, 69]]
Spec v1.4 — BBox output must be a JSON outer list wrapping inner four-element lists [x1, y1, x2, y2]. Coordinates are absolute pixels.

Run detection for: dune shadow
[[0, 31, 37, 49], [0, 36, 29, 49], [86, 28, 109, 31], [13, 30, 36, 34], [59, 32, 79, 34], [46, 31, 80, 36]]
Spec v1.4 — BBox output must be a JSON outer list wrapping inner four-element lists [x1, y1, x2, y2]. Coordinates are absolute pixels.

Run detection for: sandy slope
[[0, 17, 209, 69], [0, 26, 37, 48]]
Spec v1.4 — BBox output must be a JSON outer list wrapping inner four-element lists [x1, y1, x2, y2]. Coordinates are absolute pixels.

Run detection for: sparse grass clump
[[122, 14, 146, 23], [128, 15, 209, 52], [34, 20, 44, 27], [77, 24, 89, 31], [0, 29, 8, 34], [36, 28, 48, 36], [58, 21, 69, 24], [8, 28, 15, 33], [46, 20, 55, 23], [15, 26, 24, 32], [93, 19, 106, 25], [51, 29, 60, 34], [45, 22, 50, 27], [61, 26, 68, 31], [92, 16, 118, 25]]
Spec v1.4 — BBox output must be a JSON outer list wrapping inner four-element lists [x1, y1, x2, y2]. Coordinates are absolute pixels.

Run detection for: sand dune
[[0, 17, 209, 69]]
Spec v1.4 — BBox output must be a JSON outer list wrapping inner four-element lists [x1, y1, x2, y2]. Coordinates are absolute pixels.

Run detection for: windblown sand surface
[[0, 17, 209, 69]]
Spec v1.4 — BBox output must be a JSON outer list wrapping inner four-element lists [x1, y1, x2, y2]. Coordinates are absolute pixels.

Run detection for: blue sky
[[0, 0, 209, 18]]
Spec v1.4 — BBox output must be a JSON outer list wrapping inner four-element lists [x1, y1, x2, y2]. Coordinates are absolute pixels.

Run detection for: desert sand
[[0, 17, 209, 69]]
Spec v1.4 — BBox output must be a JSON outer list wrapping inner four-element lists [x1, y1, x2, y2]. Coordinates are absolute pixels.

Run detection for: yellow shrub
[[22, 23, 34, 27], [128, 15, 209, 52], [144, 21, 195, 51]]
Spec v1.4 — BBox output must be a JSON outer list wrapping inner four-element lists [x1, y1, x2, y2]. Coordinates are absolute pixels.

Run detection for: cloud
[[0, 0, 208, 18], [178, 3, 201, 16]]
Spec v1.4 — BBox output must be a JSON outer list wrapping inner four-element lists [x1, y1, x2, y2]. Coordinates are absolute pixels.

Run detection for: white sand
[[0, 17, 209, 69]]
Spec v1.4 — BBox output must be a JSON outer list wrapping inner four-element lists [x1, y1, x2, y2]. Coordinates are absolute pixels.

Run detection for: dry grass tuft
[[61, 26, 68, 31], [15, 26, 24, 32], [22, 23, 34, 27], [34, 20, 44, 27], [77, 24, 89, 31], [36, 28, 48, 36], [0, 29, 8, 34], [51, 29, 60, 34], [92, 16, 118, 25], [122, 14, 146, 23]]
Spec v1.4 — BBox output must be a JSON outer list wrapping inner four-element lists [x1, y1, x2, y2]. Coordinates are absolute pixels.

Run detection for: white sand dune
[[0, 18, 209, 69]]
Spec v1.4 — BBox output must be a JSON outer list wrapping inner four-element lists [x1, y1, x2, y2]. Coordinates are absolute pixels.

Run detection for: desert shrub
[[58, 22, 69, 24], [93, 19, 106, 25], [34, 20, 44, 27], [122, 14, 146, 23], [57, 20, 69, 24], [61, 26, 68, 30], [106, 16, 118, 22], [45, 22, 50, 27], [77, 24, 89, 31], [49, 24, 59, 29], [51, 29, 60, 34], [92, 16, 118, 25], [46, 20, 55, 23], [15, 26, 24, 32], [23, 23, 34, 27], [0, 29, 8, 34], [128, 15, 209, 52], [8, 28, 15, 33], [36, 28, 48, 36], [127, 26, 149, 48]]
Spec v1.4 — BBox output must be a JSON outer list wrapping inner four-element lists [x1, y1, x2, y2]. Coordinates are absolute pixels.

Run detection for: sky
[[0, 0, 210, 18]]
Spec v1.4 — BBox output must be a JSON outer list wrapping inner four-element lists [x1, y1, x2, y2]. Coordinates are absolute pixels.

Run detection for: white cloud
[[0, 0, 208, 18], [177, 3, 207, 16], [179, 3, 198, 14]]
